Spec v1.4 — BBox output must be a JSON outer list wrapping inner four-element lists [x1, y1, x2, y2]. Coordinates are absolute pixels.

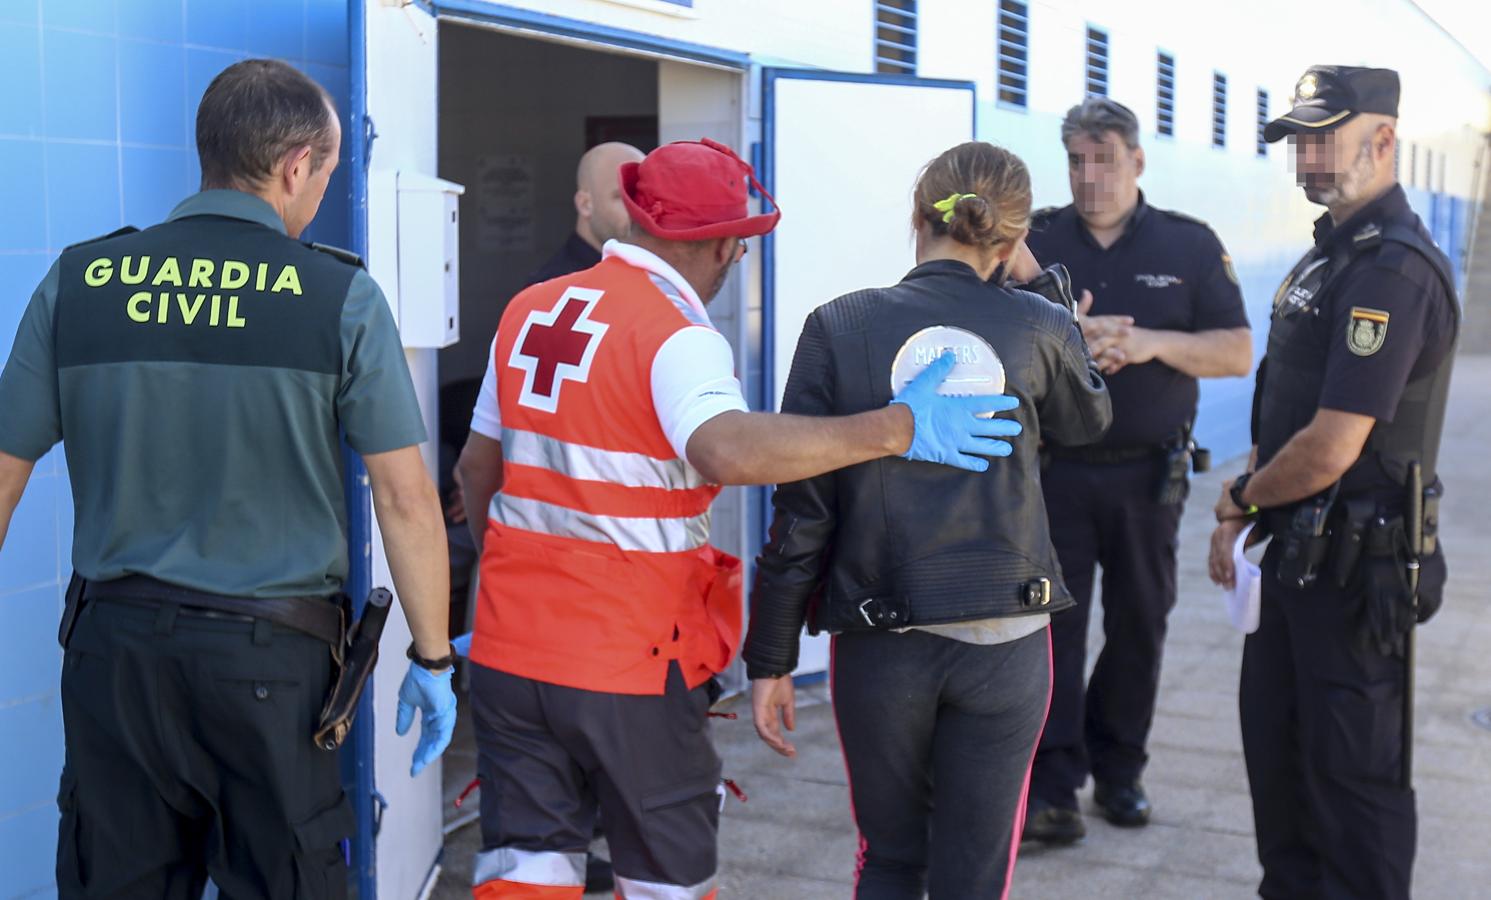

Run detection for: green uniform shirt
[[0, 190, 427, 597]]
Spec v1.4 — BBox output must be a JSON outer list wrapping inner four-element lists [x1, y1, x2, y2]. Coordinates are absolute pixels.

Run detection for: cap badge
[[1295, 73, 1319, 102]]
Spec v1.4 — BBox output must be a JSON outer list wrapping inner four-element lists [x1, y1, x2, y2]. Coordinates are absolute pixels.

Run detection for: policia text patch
[[1347, 306, 1390, 356]]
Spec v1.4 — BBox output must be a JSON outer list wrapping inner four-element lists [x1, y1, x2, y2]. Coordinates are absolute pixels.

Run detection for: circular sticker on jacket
[[890, 326, 1005, 417]]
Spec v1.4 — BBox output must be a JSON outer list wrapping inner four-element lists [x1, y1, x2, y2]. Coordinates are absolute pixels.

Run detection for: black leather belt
[[1045, 444, 1162, 465], [82, 575, 345, 649]]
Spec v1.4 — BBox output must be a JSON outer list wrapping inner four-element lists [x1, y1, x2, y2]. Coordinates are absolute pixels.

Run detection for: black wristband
[[407, 642, 457, 671], [1230, 472, 1259, 516]]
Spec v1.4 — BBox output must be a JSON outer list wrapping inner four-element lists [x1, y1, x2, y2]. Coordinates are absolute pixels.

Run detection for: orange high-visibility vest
[[470, 256, 743, 695]]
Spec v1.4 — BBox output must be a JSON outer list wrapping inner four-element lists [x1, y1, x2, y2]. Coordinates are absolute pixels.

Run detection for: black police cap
[[1263, 65, 1400, 143]]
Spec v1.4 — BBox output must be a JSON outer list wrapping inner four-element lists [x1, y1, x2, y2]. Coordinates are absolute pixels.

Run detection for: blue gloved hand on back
[[891, 351, 1022, 472], [451, 631, 472, 657], [396, 661, 458, 777]]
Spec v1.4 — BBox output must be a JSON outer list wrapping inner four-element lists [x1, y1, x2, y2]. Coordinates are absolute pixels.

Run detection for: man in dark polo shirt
[[524, 142, 645, 287], [1023, 97, 1253, 842], [0, 60, 455, 897]]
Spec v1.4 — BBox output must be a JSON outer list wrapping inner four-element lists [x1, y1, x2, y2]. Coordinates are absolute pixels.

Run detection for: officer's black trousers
[[1031, 457, 1183, 808], [57, 598, 353, 900], [831, 628, 1051, 900], [1240, 543, 1414, 900]]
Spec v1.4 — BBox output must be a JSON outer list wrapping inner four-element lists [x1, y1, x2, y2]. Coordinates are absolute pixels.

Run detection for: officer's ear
[[575, 188, 593, 221], [1373, 121, 1396, 163], [281, 144, 315, 194], [1132, 145, 1146, 179]]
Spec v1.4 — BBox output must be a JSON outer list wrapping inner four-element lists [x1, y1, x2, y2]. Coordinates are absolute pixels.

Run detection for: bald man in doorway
[[525, 141, 646, 286]]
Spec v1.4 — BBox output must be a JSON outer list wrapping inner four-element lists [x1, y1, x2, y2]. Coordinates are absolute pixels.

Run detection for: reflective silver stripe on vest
[[493, 493, 710, 553], [473, 846, 586, 888], [615, 874, 718, 899], [502, 427, 707, 492]]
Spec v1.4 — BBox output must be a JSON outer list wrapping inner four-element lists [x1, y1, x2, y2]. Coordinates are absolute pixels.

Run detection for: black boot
[[1022, 803, 1086, 845], [1093, 780, 1152, 827], [584, 854, 615, 893]]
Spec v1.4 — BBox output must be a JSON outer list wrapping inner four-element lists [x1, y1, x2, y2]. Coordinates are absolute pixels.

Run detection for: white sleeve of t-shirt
[[469, 337, 502, 440], [651, 326, 750, 461]]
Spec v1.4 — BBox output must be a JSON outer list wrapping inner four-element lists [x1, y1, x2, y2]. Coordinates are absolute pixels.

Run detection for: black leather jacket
[[743, 260, 1112, 678]]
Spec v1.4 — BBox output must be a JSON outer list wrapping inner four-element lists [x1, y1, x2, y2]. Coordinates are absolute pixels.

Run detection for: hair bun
[[946, 194, 997, 245], [913, 142, 1032, 251]]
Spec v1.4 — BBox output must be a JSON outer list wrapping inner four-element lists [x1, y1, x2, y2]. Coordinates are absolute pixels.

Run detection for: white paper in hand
[[1225, 522, 1262, 634]]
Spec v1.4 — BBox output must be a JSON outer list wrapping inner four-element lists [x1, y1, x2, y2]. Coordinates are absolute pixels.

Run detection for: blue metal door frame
[[420, 0, 749, 69], [344, 1, 378, 897]]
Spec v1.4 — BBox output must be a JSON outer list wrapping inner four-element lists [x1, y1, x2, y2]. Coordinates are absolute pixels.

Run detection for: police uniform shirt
[[524, 232, 602, 288], [1026, 193, 1249, 447], [0, 190, 427, 597], [1260, 184, 1456, 496]]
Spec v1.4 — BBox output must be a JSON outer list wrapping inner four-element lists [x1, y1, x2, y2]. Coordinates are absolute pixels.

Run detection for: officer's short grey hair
[[196, 59, 338, 191], [1061, 98, 1142, 151]]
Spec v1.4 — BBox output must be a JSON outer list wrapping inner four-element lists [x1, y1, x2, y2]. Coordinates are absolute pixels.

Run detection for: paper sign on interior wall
[[474, 154, 535, 253]]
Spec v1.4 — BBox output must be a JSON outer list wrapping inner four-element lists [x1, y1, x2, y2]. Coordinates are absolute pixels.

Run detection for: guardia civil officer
[[1023, 97, 1252, 842], [1209, 66, 1457, 900], [0, 60, 457, 899]]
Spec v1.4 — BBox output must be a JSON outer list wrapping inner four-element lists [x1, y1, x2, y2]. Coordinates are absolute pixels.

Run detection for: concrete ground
[[434, 354, 1491, 899]]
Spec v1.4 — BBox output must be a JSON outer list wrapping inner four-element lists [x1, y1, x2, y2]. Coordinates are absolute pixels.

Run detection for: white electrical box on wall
[[374, 170, 464, 349]]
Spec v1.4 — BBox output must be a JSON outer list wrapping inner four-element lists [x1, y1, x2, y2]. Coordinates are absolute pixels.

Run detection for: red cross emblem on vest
[[509, 287, 610, 413]]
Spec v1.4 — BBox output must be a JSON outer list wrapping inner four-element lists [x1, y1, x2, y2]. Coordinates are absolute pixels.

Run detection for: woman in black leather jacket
[[743, 141, 1111, 899]]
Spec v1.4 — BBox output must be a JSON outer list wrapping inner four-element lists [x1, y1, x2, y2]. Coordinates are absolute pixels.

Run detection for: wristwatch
[[1230, 472, 1260, 517], [407, 642, 458, 671]]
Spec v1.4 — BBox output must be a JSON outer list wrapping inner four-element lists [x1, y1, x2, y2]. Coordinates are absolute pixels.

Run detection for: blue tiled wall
[[0, 1, 350, 895]]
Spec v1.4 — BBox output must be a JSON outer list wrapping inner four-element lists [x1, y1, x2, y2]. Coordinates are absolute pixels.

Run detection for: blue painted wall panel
[[44, 142, 123, 247], [41, 0, 114, 34], [0, 254, 51, 361], [0, 24, 43, 136], [0, 804, 62, 898], [0, 474, 60, 594], [41, 29, 117, 141], [119, 38, 188, 146], [0, 2, 39, 27], [0, 586, 64, 704], [118, 0, 183, 43], [0, 139, 48, 251], [0, 2, 352, 889]]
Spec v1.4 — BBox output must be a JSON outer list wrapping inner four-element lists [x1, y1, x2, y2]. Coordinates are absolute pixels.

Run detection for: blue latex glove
[[891, 351, 1022, 472], [451, 632, 472, 657], [396, 661, 457, 777]]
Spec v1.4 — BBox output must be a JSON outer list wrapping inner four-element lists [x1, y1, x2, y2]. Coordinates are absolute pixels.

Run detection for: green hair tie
[[932, 192, 979, 223]]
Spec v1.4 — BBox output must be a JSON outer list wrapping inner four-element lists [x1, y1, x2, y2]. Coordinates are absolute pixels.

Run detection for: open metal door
[[760, 68, 976, 677]]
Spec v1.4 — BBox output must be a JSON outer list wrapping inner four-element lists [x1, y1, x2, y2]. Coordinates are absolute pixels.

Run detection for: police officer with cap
[[0, 59, 457, 897], [1210, 66, 1457, 899]]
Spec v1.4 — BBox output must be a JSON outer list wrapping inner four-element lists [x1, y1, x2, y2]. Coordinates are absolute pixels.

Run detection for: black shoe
[[1022, 804, 1086, 845], [1093, 780, 1151, 827], [584, 855, 615, 893]]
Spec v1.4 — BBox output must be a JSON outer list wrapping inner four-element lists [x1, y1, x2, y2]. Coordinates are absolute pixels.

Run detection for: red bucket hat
[[619, 138, 781, 241]]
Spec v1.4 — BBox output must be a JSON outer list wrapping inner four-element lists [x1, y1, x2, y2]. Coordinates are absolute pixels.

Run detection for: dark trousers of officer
[[1030, 457, 1183, 808], [57, 597, 352, 900], [470, 661, 721, 895], [1240, 541, 1415, 900]]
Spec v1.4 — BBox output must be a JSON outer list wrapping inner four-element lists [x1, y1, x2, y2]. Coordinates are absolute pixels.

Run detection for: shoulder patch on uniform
[[1030, 206, 1065, 228], [1222, 252, 1240, 286], [1347, 307, 1389, 356], [307, 242, 365, 268], [62, 225, 139, 253]]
